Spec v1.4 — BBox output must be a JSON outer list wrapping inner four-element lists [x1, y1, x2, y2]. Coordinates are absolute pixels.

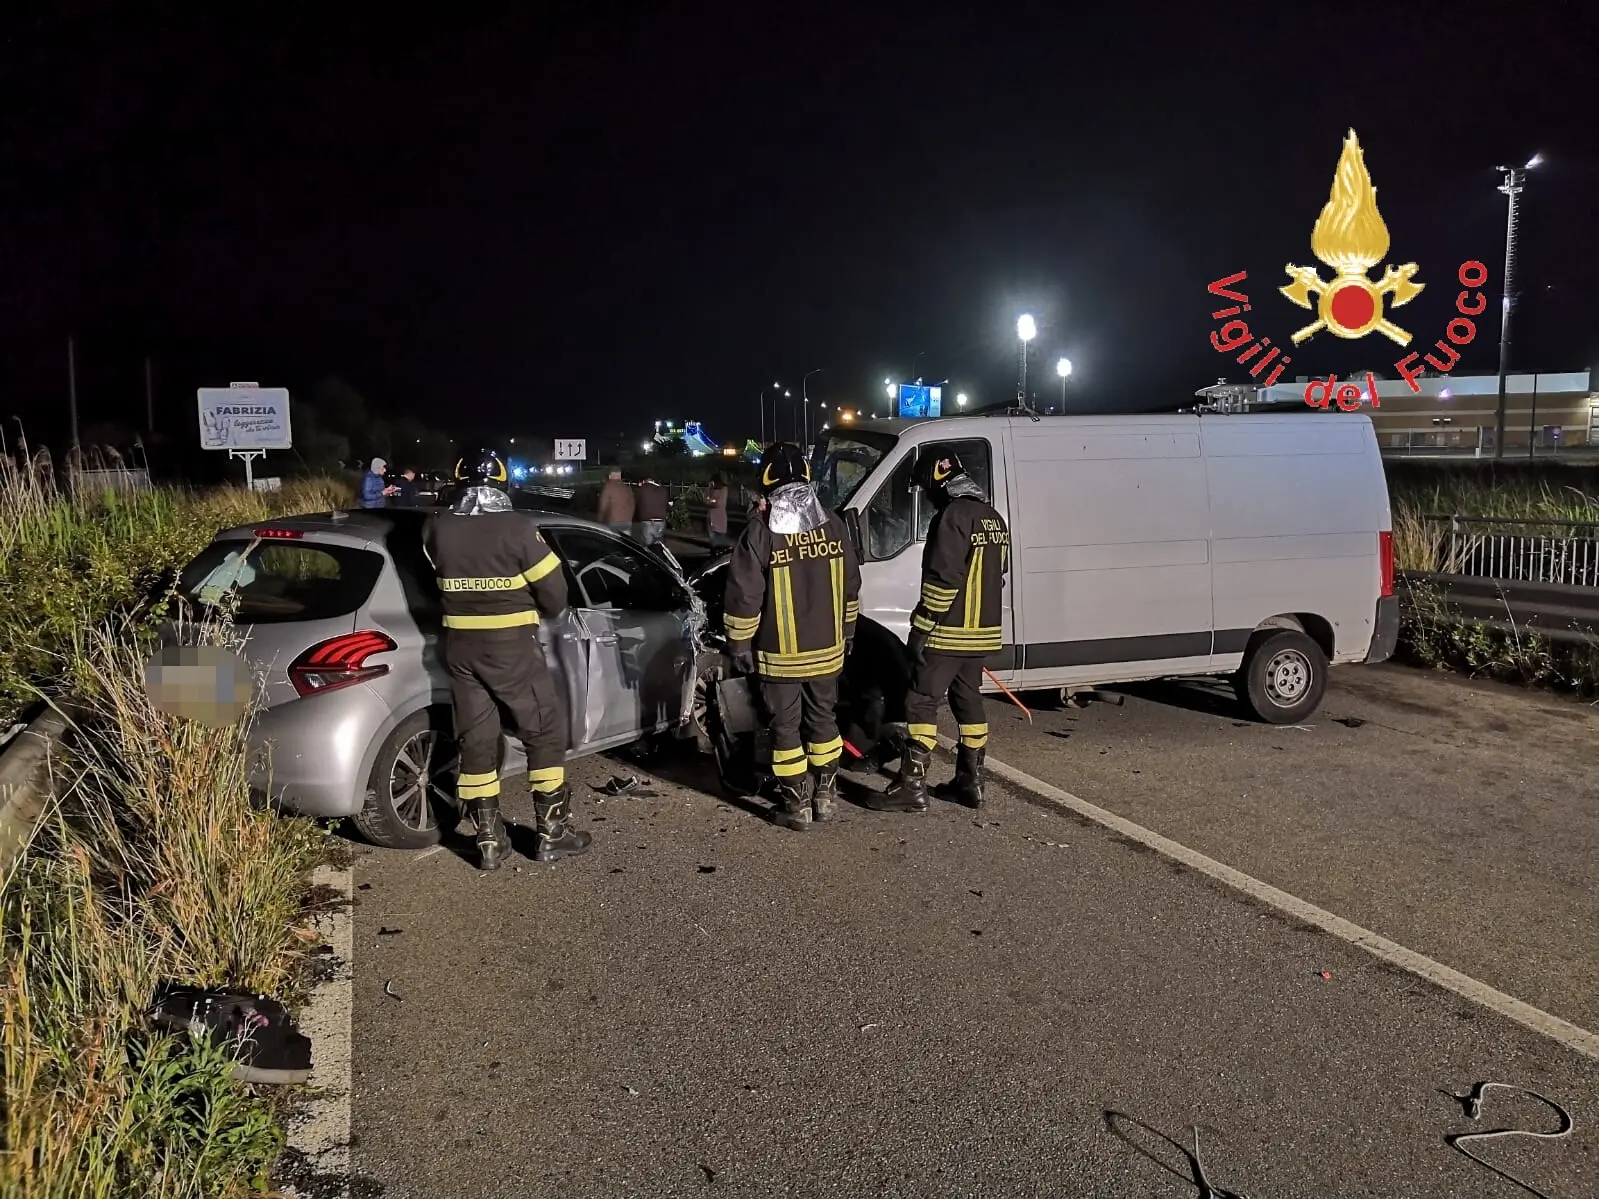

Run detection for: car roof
[[211, 505, 619, 547]]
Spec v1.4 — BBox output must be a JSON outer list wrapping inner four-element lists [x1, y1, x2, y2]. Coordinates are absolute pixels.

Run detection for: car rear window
[[178, 539, 385, 623]]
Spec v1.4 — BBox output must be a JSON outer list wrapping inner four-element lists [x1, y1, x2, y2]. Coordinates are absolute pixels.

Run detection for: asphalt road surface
[[346, 664, 1599, 1198]]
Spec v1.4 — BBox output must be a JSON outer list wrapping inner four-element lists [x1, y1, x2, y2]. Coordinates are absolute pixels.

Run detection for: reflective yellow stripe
[[928, 624, 1002, 642], [756, 651, 845, 679], [725, 612, 760, 639], [844, 600, 860, 621], [831, 557, 845, 641], [920, 581, 957, 613], [457, 768, 501, 800], [911, 614, 937, 633], [807, 746, 842, 767], [964, 547, 985, 628], [762, 641, 844, 665], [443, 611, 538, 629], [528, 765, 565, 794], [772, 745, 806, 763], [772, 757, 809, 777], [440, 575, 525, 592], [928, 629, 1002, 652], [957, 723, 989, 737], [522, 552, 561, 584], [906, 722, 939, 749], [773, 566, 797, 655], [805, 737, 842, 756]]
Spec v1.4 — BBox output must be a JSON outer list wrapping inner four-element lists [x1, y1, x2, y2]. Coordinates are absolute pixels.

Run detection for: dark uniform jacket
[[909, 496, 1009, 656], [723, 509, 862, 680], [635, 481, 669, 522], [422, 512, 568, 638]]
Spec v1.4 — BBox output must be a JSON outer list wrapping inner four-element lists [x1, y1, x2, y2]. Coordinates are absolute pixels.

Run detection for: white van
[[809, 410, 1398, 724]]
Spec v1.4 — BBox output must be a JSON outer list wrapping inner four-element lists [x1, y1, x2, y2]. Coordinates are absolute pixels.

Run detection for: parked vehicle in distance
[[807, 410, 1398, 724], [170, 508, 705, 847]]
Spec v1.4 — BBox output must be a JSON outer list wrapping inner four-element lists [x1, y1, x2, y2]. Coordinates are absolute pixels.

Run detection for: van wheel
[[353, 709, 460, 849], [1234, 630, 1327, 724]]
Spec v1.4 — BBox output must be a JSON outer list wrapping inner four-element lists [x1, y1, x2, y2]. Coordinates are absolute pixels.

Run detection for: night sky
[[3, 2, 1595, 455]]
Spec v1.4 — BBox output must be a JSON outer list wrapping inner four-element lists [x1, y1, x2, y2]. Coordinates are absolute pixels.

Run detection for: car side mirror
[[843, 509, 864, 560]]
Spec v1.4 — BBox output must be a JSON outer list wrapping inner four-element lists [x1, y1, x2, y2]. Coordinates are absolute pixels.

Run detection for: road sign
[[553, 439, 586, 461], [197, 386, 292, 451]]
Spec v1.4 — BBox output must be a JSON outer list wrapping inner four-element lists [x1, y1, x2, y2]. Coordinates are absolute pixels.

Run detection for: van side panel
[[1010, 417, 1215, 685], [1203, 415, 1388, 666]]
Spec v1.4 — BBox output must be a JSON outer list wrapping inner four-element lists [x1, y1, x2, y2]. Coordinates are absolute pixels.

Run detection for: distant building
[[1218, 370, 1595, 456]]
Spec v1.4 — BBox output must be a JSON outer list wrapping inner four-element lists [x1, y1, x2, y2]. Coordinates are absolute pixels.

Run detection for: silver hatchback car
[[173, 507, 706, 848]]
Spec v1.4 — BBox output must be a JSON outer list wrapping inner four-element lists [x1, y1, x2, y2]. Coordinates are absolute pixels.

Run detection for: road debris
[[377, 926, 403, 937], [623, 1084, 639, 1096], [383, 980, 403, 1002], [597, 775, 642, 795], [698, 865, 717, 874], [1447, 1081, 1572, 1199], [858, 1023, 879, 1033], [1319, 970, 1332, 980]]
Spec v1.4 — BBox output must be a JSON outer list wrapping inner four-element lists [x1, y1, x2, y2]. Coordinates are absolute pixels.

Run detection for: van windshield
[[810, 429, 899, 511]]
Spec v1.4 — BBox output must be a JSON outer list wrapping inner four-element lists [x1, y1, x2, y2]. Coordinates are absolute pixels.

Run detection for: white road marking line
[[283, 860, 355, 1197], [953, 737, 1599, 1063]]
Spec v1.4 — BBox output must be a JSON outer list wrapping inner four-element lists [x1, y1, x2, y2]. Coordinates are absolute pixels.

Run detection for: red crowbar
[[984, 668, 1032, 723]]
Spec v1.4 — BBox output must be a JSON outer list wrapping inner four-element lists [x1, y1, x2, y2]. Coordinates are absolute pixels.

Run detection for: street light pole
[[1492, 153, 1541, 460], [802, 368, 823, 445], [1016, 314, 1037, 410], [1056, 357, 1072, 410]]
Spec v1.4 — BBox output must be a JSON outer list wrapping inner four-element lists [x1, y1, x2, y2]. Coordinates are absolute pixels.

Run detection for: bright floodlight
[[885, 382, 896, 397], [1526, 153, 1544, 169], [1017, 314, 1037, 342], [641, 441, 652, 452], [1056, 357, 1072, 378], [956, 392, 968, 407]]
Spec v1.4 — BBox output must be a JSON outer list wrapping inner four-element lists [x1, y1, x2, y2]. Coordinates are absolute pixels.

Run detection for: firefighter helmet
[[911, 447, 964, 495], [453, 448, 510, 488], [758, 442, 811, 493]]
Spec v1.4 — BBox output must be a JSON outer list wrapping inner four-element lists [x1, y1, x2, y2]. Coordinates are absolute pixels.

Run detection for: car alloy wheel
[[389, 727, 458, 833]]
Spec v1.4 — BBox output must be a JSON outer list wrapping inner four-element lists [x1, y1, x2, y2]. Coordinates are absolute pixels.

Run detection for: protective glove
[[729, 643, 756, 677], [906, 627, 929, 671]]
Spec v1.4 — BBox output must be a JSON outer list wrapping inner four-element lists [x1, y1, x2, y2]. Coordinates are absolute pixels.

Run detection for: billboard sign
[[197, 386, 292, 450], [896, 383, 942, 419]]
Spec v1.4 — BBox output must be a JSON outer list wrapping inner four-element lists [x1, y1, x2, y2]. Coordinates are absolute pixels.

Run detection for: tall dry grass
[[0, 450, 351, 725], [0, 614, 325, 1198], [1387, 472, 1599, 573]]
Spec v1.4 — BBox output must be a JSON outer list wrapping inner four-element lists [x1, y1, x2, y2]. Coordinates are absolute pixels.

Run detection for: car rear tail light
[[288, 631, 396, 698], [1379, 530, 1394, 598], [254, 528, 303, 540]]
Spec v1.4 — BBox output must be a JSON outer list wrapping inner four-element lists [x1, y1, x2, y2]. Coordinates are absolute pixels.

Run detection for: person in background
[[634, 473, 668, 545], [597, 468, 635, 534], [392, 467, 421, 508], [706, 473, 732, 550], [360, 457, 399, 509]]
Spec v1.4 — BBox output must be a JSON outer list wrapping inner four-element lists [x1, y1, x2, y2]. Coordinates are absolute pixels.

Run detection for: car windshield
[[178, 538, 385, 623], [810, 429, 898, 511]]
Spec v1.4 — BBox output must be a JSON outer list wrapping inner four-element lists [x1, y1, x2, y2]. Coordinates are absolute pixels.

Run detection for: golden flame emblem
[[1281, 129, 1424, 345]]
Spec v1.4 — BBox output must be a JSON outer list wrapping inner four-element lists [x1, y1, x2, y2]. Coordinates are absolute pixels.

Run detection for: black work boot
[[931, 745, 986, 808], [873, 742, 930, 813], [811, 765, 840, 822], [533, 787, 592, 862], [770, 778, 813, 831], [469, 798, 512, 872]]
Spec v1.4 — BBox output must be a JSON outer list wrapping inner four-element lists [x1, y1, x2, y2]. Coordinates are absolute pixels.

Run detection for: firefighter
[[422, 448, 591, 870], [873, 448, 1009, 812], [723, 442, 861, 830]]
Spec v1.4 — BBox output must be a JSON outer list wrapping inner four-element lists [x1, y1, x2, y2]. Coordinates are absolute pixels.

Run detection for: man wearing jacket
[[723, 443, 861, 829], [423, 448, 592, 870], [634, 475, 669, 545], [597, 469, 635, 534], [873, 448, 1009, 812]]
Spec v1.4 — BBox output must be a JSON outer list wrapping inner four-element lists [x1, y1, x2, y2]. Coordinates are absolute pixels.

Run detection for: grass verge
[[0, 456, 352, 1196]]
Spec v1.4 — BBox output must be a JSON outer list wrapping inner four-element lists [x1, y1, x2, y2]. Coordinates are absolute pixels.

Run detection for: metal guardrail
[[1426, 514, 1599, 588], [1398, 569, 1599, 646]]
